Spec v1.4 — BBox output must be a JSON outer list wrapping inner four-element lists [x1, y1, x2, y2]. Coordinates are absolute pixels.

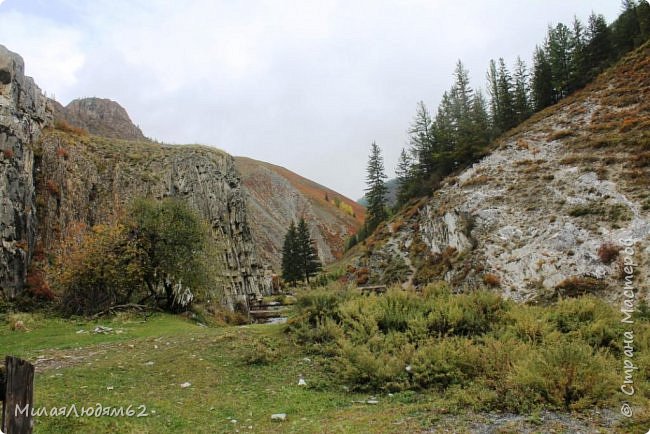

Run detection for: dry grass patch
[[547, 129, 574, 141], [461, 174, 491, 187]]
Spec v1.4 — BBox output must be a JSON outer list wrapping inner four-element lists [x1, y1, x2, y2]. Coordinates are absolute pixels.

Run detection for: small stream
[[249, 301, 290, 324]]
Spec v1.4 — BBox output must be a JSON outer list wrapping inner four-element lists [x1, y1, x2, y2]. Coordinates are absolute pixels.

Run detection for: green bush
[[510, 337, 616, 410], [410, 337, 483, 390], [243, 338, 279, 365], [287, 283, 646, 413], [337, 334, 413, 392]]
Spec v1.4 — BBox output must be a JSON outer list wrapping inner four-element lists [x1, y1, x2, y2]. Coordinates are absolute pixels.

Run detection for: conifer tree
[[395, 148, 414, 206], [513, 57, 532, 123], [364, 142, 388, 231], [451, 60, 476, 158], [486, 59, 500, 126], [451, 60, 473, 122], [569, 17, 588, 90], [612, 0, 641, 55], [496, 58, 516, 131], [408, 101, 435, 177], [532, 45, 554, 111], [432, 91, 457, 174], [583, 13, 613, 80], [296, 218, 322, 284], [638, 0, 650, 41], [547, 23, 573, 101], [468, 92, 491, 153], [281, 221, 301, 286]]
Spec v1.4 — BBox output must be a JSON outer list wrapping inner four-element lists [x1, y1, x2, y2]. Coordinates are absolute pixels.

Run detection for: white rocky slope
[[361, 46, 650, 303]]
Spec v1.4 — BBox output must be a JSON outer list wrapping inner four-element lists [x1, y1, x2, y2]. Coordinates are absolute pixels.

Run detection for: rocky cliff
[[235, 156, 365, 271], [0, 44, 269, 307], [353, 43, 650, 303], [50, 97, 146, 141], [0, 45, 50, 297]]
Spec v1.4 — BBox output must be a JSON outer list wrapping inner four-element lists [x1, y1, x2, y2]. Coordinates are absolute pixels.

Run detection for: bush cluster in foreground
[[287, 283, 650, 413]]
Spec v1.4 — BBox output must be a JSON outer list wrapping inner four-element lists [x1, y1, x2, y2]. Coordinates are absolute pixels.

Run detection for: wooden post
[[1, 356, 34, 434]]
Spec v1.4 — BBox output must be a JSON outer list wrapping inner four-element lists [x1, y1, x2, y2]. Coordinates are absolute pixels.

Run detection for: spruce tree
[[569, 17, 588, 90], [468, 92, 491, 154], [408, 101, 436, 178], [496, 58, 516, 132], [547, 23, 573, 101], [639, 0, 650, 42], [451, 60, 476, 158], [486, 59, 500, 127], [281, 221, 301, 286], [395, 148, 414, 206], [296, 218, 322, 284], [513, 57, 532, 123], [364, 142, 388, 231], [532, 45, 554, 111], [433, 91, 456, 172], [612, 0, 641, 55], [585, 13, 612, 77]]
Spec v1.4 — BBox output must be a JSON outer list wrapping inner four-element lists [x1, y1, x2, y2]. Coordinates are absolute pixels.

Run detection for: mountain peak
[[51, 96, 146, 141]]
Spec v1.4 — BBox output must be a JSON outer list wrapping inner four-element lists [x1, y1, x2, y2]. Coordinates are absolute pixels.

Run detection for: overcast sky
[[0, 0, 621, 200]]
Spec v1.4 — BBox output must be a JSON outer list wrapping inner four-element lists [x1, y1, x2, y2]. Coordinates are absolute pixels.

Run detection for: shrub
[[337, 337, 412, 392], [54, 198, 218, 315], [377, 290, 422, 333], [56, 147, 69, 159], [460, 174, 490, 187], [510, 338, 615, 410], [547, 129, 573, 141], [243, 338, 279, 365], [380, 255, 411, 285], [25, 267, 55, 300], [554, 276, 609, 297], [54, 120, 87, 136], [287, 286, 630, 412], [482, 273, 501, 287], [355, 267, 370, 285], [597, 243, 620, 264], [45, 179, 60, 196], [505, 307, 552, 344], [632, 151, 650, 167], [410, 337, 483, 390], [568, 204, 600, 217], [546, 296, 623, 352]]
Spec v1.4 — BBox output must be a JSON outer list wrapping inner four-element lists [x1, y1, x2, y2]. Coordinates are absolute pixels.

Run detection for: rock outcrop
[[356, 43, 650, 302], [50, 97, 146, 141], [35, 133, 270, 307], [0, 44, 268, 306], [235, 156, 365, 271], [0, 45, 50, 297]]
